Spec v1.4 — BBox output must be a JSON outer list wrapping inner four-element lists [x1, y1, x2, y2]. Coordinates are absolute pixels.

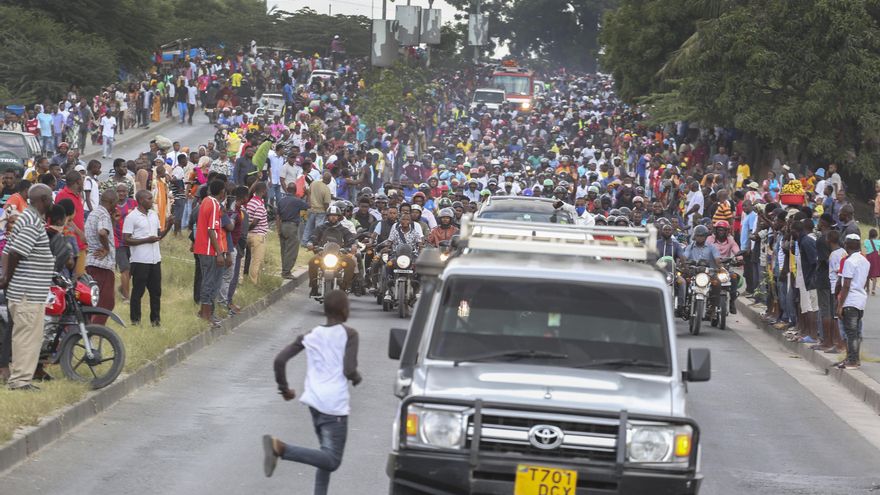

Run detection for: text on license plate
[[514, 464, 577, 495], [394, 269, 413, 273]]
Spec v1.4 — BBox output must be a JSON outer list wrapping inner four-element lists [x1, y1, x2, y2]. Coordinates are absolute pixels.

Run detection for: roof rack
[[458, 215, 657, 261]]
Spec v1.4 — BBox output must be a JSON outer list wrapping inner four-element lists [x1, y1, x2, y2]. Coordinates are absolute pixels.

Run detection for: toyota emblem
[[528, 425, 564, 450]]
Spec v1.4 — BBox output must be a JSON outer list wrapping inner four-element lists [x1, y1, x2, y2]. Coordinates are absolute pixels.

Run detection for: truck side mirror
[[388, 328, 408, 360], [684, 348, 711, 382]]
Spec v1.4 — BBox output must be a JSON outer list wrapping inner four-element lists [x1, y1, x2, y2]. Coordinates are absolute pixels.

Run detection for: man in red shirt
[[24, 110, 39, 136], [193, 180, 229, 325], [55, 170, 86, 275]]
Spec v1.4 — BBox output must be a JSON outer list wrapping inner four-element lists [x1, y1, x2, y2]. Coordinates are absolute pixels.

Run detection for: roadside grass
[[0, 230, 308, 444]]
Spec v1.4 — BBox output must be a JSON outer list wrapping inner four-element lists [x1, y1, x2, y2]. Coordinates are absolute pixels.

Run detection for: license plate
[[514, 465, 577, 495], [394, 269, 413, 274]]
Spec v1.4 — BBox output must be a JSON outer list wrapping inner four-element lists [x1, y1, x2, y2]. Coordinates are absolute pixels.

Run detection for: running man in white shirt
[[264, 290, 361, 494]]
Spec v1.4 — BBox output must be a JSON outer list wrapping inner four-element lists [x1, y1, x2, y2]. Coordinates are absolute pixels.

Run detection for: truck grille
[[466, 410, 619, 463]]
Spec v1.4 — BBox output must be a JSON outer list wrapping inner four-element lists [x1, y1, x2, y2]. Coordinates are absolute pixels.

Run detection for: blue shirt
[[37, 112, 54, 137], [656, 238, 684, 259], [740, 211, 757, 250], [684, 242, 720, 268]]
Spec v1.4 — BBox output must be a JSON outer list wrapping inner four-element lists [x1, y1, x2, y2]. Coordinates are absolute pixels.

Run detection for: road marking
[[731, 317, 880, 451]]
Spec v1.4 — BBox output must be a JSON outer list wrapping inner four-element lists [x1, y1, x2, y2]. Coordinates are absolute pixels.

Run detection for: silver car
[[386, 219, 710, 495]]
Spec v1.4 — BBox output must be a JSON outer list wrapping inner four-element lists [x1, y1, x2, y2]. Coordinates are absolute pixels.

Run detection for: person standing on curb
[[276, 181, 308, 279], [836, 233, 869, 370], [0, 184, 55, 391], [84, 189, 118, 325], [245, 181, 269, 284], [263, 290, 361, 494], [193, 180, 228, 326], [123, 190, 171, 326]]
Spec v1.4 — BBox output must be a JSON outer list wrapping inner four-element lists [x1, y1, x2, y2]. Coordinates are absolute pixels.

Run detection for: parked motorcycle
[[312, 242, 347, 303], [1, 274, 127, 389]]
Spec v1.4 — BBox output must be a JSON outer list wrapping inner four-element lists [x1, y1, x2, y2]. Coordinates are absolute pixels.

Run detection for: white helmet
[[327, 205, 342, 215], [439, 208, 454, 219]]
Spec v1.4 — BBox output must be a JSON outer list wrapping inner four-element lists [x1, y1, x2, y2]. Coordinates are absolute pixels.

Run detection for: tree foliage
[[601, 0, 880, 182], [272, 8, 372, 59], [357, 63, 433, 129], [0, 5, 118, 102]]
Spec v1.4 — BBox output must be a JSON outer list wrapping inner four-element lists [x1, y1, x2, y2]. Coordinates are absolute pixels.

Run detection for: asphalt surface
[[1, 285, 879, 495]]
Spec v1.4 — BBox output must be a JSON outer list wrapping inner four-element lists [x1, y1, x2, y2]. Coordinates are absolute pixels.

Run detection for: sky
[[270, 0, 461, 20]]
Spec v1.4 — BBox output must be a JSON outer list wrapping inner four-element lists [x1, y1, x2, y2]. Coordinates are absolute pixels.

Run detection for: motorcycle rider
[[426, 208, 459, 247], [656, 220, 687, 316], [707, 220, 741, 314], [306, 205, 356, 296], [684, 224, 722, 268]]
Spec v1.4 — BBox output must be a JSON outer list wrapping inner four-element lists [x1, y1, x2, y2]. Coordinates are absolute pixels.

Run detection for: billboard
[[468, 13, 489, 46], [420, 8, 442, 45], [371, 19, 398, 67], [396, 5, 422, 46]]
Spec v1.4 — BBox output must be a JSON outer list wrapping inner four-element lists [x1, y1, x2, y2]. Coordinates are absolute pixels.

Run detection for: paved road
[[81, 112, 217, 181], [1, 288, 879, 495]]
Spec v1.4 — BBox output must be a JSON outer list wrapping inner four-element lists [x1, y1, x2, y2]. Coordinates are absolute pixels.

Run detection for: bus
[[490, 63, 535, 112]]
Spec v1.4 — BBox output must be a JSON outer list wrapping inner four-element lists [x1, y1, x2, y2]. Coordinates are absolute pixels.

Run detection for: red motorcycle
[[39, 274, 126, 389]]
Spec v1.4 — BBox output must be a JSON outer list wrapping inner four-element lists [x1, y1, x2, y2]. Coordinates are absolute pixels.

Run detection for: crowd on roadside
[[1, 37, 878, 396]]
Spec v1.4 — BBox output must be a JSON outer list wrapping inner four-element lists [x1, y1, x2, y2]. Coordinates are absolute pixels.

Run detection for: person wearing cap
[[837, 233, 869, 369]]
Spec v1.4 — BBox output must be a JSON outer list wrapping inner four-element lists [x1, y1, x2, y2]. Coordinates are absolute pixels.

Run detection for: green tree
[[7, 0, 162, 69], [0, 6, 118, 102], [273, 8, 372, 59]]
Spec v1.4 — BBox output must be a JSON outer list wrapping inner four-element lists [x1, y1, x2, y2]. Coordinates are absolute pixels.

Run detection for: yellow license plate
[[514, 464, 578, 495]]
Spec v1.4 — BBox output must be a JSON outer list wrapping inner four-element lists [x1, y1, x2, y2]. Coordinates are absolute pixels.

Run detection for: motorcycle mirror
[[684, 348, 711, 382]]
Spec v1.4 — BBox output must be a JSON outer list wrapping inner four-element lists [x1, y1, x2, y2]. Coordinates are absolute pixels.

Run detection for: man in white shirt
[[267, 143, 285, 208], [122, 190, 170, 326], [280, 153, 302, 192], [187, 83, 198, 125], [100, 112, 116, 159], [836, 233, 869, 369], [82, 159, 101, 216], [684, 180, 705, 228], [264, 290, 361, 493]]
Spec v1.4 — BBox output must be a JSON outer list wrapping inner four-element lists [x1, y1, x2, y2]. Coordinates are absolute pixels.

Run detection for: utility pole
[[382, 0, 387, 19], [473, 0, 481, 64], [426, 0, 434, 68], [329, 4, 332, 15]]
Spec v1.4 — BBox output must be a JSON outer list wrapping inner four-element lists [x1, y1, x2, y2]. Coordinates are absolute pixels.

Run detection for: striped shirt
[[245, 196, 269, 235], [85, 205, 116, 270], [2, 206, 54, 302]]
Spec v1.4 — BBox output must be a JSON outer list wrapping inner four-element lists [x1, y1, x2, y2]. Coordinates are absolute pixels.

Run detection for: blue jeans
[[281, 408, 347, 495], [41, 136, 54, 155], [270, 184, 281, 208], [841, 307, 863, 364], [227, 248, 244, 305], [177, 101, 188, 123], [302, 213, 325, 247]]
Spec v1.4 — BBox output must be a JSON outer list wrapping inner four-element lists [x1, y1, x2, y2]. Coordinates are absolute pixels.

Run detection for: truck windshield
[[428, 277, 670, 374], [491, 75, 531, 95], [478, 210, 573, 224], [474, 91, 505, 104]]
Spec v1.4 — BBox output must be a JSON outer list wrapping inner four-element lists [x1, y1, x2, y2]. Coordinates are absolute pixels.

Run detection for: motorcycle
[[312, 242, 348, 303], [350, 231, 373, 297], [383, 244, 418, 318], [655, 255, 677, 309], [683, 261, 711, 335], [2, 274, 127, 389], [708, 258, 739, 330]]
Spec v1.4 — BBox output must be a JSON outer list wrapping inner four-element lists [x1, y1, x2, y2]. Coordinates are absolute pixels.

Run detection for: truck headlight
[[717, 271, 730, 283], [695, 273, 710, 288], [405, 405, 466, 450], [396, 255, 411, 269], [521, 101, 531, 110], [323, 253, 339, 268], [627, 424, 693, 464]]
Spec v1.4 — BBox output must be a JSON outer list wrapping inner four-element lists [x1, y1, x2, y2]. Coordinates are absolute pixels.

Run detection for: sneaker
[[262, 435, 279, 477], [9, 384, 40, 391], [837, 362, 861, 370], [774, 322, 789, 330], [799, 336, 817, 344]]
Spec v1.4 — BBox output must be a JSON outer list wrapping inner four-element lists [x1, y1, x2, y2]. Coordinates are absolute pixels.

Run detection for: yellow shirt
[[231, 73, 243, 88], [735, 163, 750, 188]]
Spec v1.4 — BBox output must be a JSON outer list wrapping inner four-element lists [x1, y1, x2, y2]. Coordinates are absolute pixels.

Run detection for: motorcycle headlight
[[665, 272, 674, 285], [627, 424, 693, 465], [717, 271, 730, 283], [323, 253, 339, 268], [381, 253, 389, 263], [405, 405, 465, 450], [90, 285, 100, 306], [695, 273, 710, 288], [396, 255, 411, 269]]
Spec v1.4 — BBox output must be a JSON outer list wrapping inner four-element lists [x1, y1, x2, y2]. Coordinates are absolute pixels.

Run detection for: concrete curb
[[0, 267, 308, 475], [736, 299, 880, 416]]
